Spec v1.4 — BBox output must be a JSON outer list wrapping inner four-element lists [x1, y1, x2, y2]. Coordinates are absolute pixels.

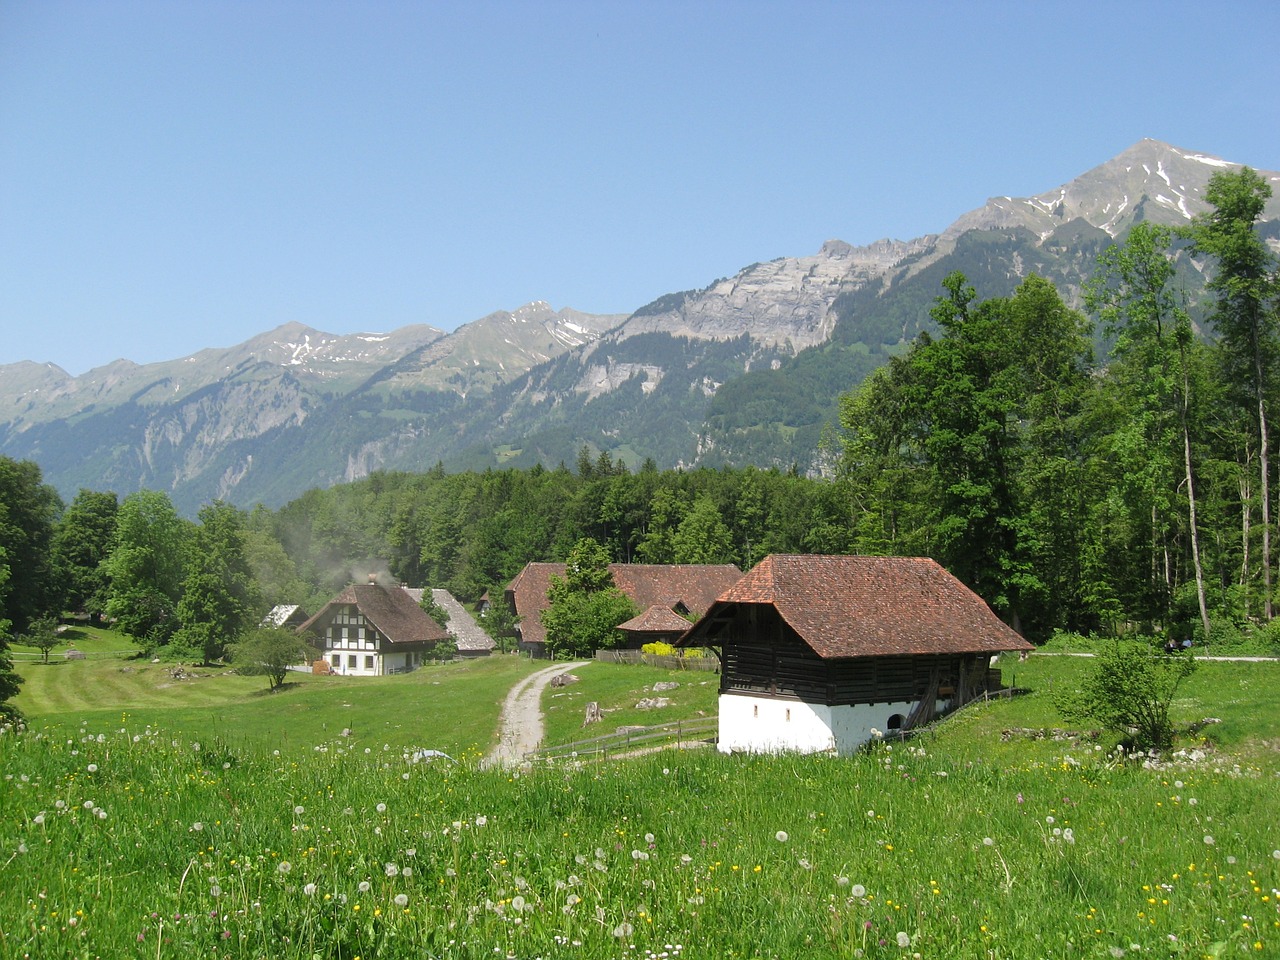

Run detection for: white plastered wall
[[717, 693, 919, 756]]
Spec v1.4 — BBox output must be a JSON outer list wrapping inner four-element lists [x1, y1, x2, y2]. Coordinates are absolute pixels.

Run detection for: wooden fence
[[525, 716, 719, 763], [593, 649, 719, 672]]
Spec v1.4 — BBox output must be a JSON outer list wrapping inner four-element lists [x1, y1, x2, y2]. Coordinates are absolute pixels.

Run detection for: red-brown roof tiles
[[507, 563, 742, 647], [618, 603, 696, 634], [689, 554, 1031, 658], [297, 583, 451, 646]]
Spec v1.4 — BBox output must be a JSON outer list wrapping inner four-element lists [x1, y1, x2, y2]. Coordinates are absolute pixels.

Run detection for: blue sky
[[2, 1, 1277, 376]]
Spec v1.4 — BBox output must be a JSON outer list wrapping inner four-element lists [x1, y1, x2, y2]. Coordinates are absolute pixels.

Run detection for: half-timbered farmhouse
[[680, 554, 1032, 755], [297, 581, 452, 676], [505, 562, 742, 657]]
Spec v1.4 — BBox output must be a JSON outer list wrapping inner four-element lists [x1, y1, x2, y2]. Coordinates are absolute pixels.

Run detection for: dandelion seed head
[[775, 831, 789, 843], [896, 931, 911, 948], [394, 894, 408, 907], [851, 884, 866, 898]]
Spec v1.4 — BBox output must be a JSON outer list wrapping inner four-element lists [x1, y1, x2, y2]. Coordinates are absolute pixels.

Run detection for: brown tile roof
[[618, 604, 695, 634], [686, 554, 1032, 658], [297, 583, 451, 647], [507, 562, 742, 647]]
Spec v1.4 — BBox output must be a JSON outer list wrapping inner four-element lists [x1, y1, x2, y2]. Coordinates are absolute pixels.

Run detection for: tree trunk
[[1257, 361, 1272, 620], [1179, 355, 1211, 639], [1240, 467, 1252, 620]]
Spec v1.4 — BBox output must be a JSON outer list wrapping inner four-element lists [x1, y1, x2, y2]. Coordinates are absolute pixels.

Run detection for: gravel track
[[484, 660, 588, 768]]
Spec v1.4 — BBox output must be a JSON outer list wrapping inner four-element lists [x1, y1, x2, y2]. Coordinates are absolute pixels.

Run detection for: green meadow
[[2, 636, 1279, 959]]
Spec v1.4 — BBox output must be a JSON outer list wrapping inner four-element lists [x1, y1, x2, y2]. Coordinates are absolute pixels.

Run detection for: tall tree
[[671, 496, 735, 565], [0, 456, 61, 719], [0, 456, 63, 635], [1087, 222, 1211, 637], [541, 537, 636, 658], [104, 490, 190, 647], [1005, 275, 1096, 638], [50, 489, 119, 622], [1186, 168, 1278, 618], [917, 273, 1025, 626], [173, 502, 259, 663]]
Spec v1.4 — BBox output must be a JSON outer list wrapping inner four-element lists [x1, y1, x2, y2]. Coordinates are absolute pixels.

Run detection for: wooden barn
[[679, 554, 1032, 755]]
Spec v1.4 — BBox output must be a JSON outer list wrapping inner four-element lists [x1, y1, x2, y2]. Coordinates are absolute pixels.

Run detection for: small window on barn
[[330, 654, 340, 668], [887, 714, 904, 731], [347, 655, 357, 668], [364, 655, 374, 670]]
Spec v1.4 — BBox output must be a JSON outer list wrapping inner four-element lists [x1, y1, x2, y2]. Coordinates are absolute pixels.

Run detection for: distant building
[[616, 604, 695, 649], [402, 588, 495, 657], [259, 604, 310, 631], [297, 582, 451, 676], [504, 562, 743, 657], [680, 554, 1032, 755]]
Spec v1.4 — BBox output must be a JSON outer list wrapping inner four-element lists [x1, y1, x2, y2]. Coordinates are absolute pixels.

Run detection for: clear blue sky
[[2, 1, 1277, 376]]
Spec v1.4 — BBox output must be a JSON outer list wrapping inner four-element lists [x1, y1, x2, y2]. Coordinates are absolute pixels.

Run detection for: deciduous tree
[[1186, 168, 1278, 618], [541, 538, 637, 658], [50, 489, 119, 622], [229, 626, 313, 690], [104, 491, 190, 648], [173, 502, 258, 663]]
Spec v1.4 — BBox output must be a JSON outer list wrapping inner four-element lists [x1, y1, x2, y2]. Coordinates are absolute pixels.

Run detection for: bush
[[1054, 640, 1197, 750], [641, 641, 677, 657], [228, 627, 313, 690]]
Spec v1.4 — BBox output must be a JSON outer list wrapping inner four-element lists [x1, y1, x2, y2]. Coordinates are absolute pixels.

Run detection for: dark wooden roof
[[683, 554, 1032, 658], [507, 562, 742, 646], [297, 583, 451, 646], [618, 603, 695, 634]]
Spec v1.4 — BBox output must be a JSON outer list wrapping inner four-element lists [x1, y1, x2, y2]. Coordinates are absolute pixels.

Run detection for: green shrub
[[1054, 639, 1197, 750]]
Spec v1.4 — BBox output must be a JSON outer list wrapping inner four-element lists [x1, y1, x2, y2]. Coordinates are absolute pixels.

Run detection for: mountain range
[[4, 139, 1279, 515]]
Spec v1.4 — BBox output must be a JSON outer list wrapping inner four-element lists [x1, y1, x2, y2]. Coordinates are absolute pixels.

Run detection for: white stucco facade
[[319, 607, 423, 676], [717, 692, 931, 756]]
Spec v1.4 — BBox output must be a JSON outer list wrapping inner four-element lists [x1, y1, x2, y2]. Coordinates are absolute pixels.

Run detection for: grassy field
[[8, 623, 142, 663], [2, 642, 1279, 958], [12, 630, 544, 762], [540, 661, 720, 749]]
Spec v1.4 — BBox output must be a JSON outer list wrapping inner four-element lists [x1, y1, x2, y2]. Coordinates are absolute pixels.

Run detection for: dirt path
[[484, 661, 589, 768]]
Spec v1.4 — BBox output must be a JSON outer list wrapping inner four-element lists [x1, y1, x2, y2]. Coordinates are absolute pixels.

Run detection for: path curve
[[484, 661, 589, 768]]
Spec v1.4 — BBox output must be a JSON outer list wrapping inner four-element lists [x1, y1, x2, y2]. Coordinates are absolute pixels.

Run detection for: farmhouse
[[505, 562, 742, 656], [679, 554, 1033, 755], [297, 581, 451, 676]]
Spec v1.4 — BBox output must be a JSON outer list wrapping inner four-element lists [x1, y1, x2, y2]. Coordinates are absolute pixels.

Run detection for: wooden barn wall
[[718, 606, 971, 706]]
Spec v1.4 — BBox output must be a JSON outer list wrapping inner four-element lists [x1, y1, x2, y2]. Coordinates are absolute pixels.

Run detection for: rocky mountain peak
[[942, 139, 1280, 244]]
